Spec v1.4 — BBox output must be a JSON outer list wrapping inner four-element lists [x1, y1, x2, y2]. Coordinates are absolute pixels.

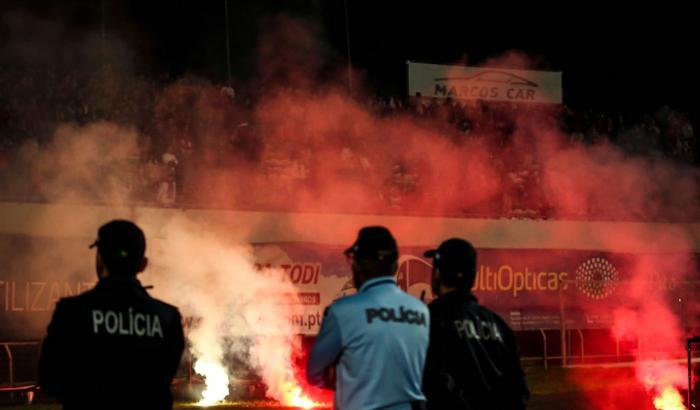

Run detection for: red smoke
[[612, 255, 690, 409], [147, 59, 698, 224], [2, 13, 699, 410]]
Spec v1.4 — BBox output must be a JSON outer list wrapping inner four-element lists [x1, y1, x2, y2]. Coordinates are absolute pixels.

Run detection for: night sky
[[2, 1, 697, 116]]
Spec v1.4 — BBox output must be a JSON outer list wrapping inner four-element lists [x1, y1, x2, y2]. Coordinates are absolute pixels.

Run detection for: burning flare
[[193, 362, 323, 408], [638, 361, 688, 410], [194, 360, 229, 406], [153, 221, 329, 408], [653, 386, 686, 410], [279, 380, 322, 409]]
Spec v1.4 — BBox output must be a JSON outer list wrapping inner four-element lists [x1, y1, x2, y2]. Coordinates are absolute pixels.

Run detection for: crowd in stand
[[0, 67, 696, 221], [367, 94, 696, 164], [363, 94, 697, 219]]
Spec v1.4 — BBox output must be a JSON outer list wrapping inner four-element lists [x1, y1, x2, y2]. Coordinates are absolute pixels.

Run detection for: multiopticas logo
[[397, 255, 569, 299], [575, 257, 619, 300], [471, 265, 568, 297], [397, 254, 625, 300]]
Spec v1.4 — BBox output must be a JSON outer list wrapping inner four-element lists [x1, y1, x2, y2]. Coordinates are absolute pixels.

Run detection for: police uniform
[[306, 227, 429, 410], [38, 220, 185, 410], [422, 239, 529, 410]]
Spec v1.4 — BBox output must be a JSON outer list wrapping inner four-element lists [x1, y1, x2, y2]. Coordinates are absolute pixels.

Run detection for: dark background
[[1, 1, 696, 115], [0, 0, 700, 117]]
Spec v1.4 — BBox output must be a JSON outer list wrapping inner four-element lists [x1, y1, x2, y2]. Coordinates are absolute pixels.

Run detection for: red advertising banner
[[1, 237, 696, 339]]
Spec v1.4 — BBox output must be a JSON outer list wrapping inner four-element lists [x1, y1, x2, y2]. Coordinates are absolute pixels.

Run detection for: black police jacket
[[423, 290, 529, 410], [38, 275, 185, 410]]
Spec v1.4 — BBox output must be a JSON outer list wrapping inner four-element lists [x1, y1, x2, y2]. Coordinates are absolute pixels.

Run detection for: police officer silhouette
[[422, 238, 529, 409], [38, 220, 185, 410]]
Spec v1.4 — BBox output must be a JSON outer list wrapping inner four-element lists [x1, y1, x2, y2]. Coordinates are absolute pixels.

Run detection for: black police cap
[[345, 226, 398, 262], [424, 238, 476, 280], [90, 220, 146, 271]]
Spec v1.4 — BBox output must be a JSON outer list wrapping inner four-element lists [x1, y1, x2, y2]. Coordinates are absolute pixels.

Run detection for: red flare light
[[652, 386, 686, 410]]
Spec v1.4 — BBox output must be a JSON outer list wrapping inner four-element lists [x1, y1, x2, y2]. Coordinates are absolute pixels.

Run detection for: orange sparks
[[280, 381, 326, 409]]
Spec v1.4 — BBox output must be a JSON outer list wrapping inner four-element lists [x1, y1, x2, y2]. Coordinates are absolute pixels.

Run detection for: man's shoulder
[[427, 295, 446, 313], [326, 291, 384, 320], [55, 288, 181, 318], [428, 292, 499, 320], [470, 301, 505, 321], [328, 292, 365, 312], [54, 289, 96, 310], [328, 283, 428, 315], [146, 297, 182, 318], [467, 302, 515, 336], [394, 289, 428, 312]]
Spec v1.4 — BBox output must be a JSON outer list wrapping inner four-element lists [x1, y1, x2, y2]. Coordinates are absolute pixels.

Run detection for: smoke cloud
[[0, 7, 698, 409]]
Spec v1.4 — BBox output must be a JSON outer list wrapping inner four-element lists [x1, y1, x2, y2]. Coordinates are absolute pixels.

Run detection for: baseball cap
[[90, 220, 146, 274], [344, 226, 398, 262], [424, 238, 476, 282]]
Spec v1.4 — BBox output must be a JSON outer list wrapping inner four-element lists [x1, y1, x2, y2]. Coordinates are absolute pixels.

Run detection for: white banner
[[408, 61, 562, 104]]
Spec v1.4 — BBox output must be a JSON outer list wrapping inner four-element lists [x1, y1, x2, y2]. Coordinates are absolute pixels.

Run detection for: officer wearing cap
[[38, 220, 185, 410], [422, 238, 529, 409], [307, 226, 429, 410]]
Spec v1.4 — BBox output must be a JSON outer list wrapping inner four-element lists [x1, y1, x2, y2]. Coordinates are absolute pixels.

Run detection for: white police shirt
[[307, 276, 429, 410]]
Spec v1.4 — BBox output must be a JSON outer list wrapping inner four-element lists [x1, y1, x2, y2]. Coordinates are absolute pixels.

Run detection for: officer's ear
[[390, 260, 398, 276], [137, 257, 148, 274]]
